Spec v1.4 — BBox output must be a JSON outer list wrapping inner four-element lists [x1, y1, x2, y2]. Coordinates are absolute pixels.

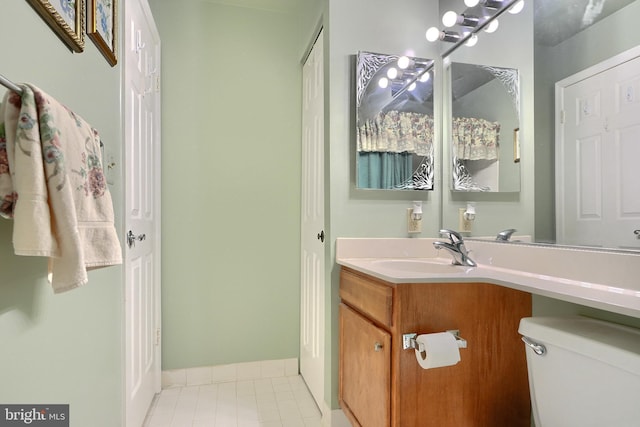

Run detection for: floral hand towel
[[0, 85, 122, 293]]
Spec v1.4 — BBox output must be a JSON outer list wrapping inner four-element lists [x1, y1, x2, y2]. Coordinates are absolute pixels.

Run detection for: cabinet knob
[[374, 342, 384, 352]]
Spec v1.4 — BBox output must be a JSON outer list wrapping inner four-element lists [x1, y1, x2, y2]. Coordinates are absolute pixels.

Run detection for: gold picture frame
[[26, 0, 85, 53], [513, 128, 521, 163], [87, 0, 118, 66]]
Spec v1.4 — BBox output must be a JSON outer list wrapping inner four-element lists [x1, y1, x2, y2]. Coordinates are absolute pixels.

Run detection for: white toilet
[[518, 316, 640, 427]]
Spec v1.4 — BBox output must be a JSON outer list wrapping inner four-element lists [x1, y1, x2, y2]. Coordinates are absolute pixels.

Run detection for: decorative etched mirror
[[356, 51, 435, 190], [449, 62, 520, 192]]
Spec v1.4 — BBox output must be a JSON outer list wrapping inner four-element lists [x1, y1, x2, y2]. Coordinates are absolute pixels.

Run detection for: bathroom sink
[[369, 258, 466, 275]]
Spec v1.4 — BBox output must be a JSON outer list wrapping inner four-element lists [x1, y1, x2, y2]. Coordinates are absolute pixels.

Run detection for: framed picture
[[87, 0, 118, 66], [513, 128, 521, 163], [26, 0, 85, 52]]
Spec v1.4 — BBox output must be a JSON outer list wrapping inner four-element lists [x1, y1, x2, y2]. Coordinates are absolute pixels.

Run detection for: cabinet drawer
[[340, 268, 393, 327]]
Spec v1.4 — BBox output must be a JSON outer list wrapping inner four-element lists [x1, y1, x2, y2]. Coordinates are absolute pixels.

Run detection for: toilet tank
[[518, 316, 640, 427]]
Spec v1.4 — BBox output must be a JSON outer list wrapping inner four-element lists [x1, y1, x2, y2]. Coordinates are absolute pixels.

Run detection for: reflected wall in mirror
[[356, 51, 435, 190], [449, 62, 520, 192]]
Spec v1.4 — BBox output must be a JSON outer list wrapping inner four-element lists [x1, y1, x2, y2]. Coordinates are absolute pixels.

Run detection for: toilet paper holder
[[402, 330, 468, 351]]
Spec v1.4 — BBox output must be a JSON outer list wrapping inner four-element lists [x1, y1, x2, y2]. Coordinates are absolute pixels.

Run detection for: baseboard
[[321, 403, 350, 427], [161, 358, 299, 388]]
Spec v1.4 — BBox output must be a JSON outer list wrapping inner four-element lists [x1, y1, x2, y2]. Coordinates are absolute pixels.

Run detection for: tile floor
[[143, 375, 323, 427]]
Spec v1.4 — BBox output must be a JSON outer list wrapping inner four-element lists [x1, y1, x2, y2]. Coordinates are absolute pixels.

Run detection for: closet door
[[300, 29, 325, 413]]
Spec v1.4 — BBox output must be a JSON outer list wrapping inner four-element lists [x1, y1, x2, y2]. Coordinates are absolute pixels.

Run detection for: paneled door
[[123, 0, 162, 425], [557, 46, 640, 250], [300, 29, 325, 413]]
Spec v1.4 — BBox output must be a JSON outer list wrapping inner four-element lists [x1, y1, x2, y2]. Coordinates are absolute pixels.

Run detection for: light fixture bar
[[383, 60, 435, 108], [441, 0, 522, 59]]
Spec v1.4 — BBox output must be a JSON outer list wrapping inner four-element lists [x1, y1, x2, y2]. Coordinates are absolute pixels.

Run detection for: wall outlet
[[459, 208, 473, 233], [407, 208, 422, 234]]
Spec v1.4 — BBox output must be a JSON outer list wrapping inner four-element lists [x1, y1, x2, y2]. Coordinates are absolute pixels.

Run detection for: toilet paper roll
[[414, 332, 461, 369]]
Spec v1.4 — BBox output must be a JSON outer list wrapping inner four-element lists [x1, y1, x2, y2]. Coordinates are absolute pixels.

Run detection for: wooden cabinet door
[[339, 304, 391, 427]]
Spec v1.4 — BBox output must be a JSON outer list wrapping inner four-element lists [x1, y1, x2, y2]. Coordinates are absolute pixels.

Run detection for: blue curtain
[[358, 152, 413, 189]]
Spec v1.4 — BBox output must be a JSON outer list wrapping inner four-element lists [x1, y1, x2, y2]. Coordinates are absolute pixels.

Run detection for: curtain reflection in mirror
[[358, 110, 434, 189], [452, 117, 500, 160]]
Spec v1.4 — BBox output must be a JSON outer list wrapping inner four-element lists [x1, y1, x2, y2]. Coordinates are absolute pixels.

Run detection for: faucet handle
[[439, 229, 463, 243], [496, 228, 517, 242]]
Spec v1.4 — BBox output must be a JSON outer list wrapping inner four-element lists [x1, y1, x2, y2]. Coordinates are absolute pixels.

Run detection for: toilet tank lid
[[519, 316, 640, 377]]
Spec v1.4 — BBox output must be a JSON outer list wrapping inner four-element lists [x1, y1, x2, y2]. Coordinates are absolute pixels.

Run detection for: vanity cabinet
[[339, 267, 532, 427]]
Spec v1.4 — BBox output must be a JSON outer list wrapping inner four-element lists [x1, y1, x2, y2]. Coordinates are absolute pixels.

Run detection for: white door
[[556, 48, 640, 250], [300, 29, 325, 412], [123, 0, 162, 426]]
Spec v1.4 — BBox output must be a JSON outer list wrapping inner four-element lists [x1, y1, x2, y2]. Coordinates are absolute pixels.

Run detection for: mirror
[[356, 51, 435, 190], [435, 0, 640, 251], [533, 0, 640, 249], [449, 62, 520, 192]]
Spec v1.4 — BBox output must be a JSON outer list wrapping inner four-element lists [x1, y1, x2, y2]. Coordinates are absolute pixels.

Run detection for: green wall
[[0, 3, 123, 427], [325, 0, 445, 408], [148, 0, 321, 370]]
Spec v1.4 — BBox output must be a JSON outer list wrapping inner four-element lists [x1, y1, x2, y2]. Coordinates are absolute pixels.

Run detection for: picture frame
[[26, 0, 85, 53], [87, 0, 118, 66], [513, 128, 521, 163]]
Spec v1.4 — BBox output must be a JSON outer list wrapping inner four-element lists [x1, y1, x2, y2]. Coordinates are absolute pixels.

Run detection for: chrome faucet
[[496, 228, 517, 242], [433, 229, 476, 267]]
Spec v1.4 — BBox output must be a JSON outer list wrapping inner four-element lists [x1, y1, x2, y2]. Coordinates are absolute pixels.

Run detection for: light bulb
[[378, 77, 389, 89], [484, 19, 499, 33], [442, 11, 459, 28], [464, 0, 480, 7], [387, 67, 398, 79], [465, 34, 478, 47], [425, 27, 441, 42], [407, 82, 417, 92], [508, 0, 524, 14], [397, 56, 410, 69], [419, 72, 430, 82]]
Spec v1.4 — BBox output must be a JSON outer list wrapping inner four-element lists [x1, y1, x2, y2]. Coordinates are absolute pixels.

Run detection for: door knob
[[127, 230, 146, 248], [374, 342, 384, 352], [317, 230, 325, 242]]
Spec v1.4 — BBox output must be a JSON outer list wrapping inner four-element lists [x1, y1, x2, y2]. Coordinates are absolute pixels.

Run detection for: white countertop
[[336, 238, 640, 319]]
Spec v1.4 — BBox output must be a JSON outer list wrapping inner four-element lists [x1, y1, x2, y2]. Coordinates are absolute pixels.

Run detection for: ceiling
[[185, 0, 634, 32], [534, 0, 635, 46], [192, 0, 303, 13]]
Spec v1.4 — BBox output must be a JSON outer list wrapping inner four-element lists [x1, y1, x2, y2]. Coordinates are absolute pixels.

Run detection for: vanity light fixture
[[377, 56, 434, 97], [397, 55, 412, 69], [465, 33, 479, 46], [464, 0, 503, 9], [442, 11, 480, 28], [425, 27, 462, 43], [508, 0, 525, 14], [484, 18, 500, 33], [426, 0, 524, 56], [464, 0, 524, 14]]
